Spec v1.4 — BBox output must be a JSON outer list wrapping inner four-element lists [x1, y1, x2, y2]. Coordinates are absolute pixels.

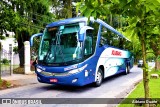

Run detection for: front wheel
[[94, 68, 103, 87]]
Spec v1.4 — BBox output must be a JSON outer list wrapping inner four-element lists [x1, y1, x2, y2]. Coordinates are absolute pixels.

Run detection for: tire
[[125, 64, 130, 75], [94, 68, 103, 87]]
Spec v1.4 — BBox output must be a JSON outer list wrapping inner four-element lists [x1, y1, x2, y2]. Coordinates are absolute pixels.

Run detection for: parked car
[[137, 60, 143, 67]]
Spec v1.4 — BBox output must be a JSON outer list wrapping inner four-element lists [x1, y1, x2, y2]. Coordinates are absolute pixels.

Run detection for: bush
[[0, 35, 5, 40], [1, 58, 10, 64], [13, 46, 18, 54]]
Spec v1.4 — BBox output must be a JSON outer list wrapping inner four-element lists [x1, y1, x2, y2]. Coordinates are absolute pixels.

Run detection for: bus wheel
[[94, 68, 103, 87], [125, 65, 130, 75]]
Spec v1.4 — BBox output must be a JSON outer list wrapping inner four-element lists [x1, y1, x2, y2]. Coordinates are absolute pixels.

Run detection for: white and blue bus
[[30, 17, 134, 87]]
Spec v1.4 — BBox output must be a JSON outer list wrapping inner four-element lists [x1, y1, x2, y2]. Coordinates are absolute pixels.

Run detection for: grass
[[1, 64, 35, 74], [0, 64, 19, 69], [119, 70, 160, 107]]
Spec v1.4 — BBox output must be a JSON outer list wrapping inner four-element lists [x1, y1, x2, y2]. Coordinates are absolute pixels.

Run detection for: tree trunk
[[109, 14, 113, 26], [17, 32, 24, 67], [154, 54, 158, 70], [141, 33, 149, 107], [17, 31, 30, 67]]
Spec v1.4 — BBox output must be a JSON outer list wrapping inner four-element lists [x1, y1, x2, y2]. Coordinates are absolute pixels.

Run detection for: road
[[0, 66, 143, 107]]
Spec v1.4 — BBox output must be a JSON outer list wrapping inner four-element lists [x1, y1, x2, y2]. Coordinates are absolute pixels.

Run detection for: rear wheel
[[125, 64, 130, 75], [94, 68, 103, 87]]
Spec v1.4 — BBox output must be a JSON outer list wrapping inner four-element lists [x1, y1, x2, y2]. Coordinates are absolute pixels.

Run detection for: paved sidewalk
[[1, 73, 38, 87]]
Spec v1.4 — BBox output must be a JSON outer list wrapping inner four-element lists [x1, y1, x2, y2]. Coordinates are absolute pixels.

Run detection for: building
[[0, 31, 18, 63], [0, 37, 18, 59]]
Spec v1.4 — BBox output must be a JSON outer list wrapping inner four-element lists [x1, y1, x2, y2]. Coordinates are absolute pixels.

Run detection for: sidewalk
[[1, 73, 38, 87]]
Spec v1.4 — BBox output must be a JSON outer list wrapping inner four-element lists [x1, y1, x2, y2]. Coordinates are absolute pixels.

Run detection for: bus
[[30, 17, 134, 87]]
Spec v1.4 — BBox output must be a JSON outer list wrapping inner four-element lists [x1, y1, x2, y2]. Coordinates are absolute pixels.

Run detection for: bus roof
[[46, 17, 88, 28], [46, 17, 130, 41]]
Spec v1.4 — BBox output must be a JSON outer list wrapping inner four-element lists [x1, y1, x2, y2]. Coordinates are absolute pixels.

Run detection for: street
[[0, 66, 143, 107]]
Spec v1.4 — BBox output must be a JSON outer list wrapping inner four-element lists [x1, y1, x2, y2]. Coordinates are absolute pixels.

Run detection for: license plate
[[50, 79, 58, 83]]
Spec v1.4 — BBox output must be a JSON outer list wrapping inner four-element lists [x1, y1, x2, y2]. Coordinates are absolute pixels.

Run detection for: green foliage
[[50, 0, 78, 19], [118, 0, 160, 98], [76, 0, 111, 19], [0, 0, 54, 37], [120, 29, 142, 60], [0, 0, 56, 66], [157, 55, 160, 61], [146, 51, 155, 61], [13, 46, 18, 54], [1, 58, 10, 65], [0, 36, 5, 40]]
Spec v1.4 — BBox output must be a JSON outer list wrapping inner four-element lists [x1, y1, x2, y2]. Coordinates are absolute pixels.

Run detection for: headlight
[[69, 69, 80, 74], [68, 64, 88, 74], [36, 64, 88, 77], [37, 68, 43, 72]]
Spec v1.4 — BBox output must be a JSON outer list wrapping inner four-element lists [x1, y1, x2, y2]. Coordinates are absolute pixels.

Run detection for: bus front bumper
[[36, 71, 85, 86]]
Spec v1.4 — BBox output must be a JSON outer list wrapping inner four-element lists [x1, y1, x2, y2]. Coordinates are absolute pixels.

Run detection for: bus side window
[[100, 27, 108, 46], [100, 36, 107, 46], [119, 37, 124, 49], [101, 25, 122, 48]]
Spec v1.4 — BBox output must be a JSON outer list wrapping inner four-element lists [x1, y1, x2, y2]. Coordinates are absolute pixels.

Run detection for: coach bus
[[30, 17, 134, 87]]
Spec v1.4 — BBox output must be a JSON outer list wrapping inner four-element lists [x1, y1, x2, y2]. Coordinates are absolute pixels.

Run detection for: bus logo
[[112, 50, 121, 56]]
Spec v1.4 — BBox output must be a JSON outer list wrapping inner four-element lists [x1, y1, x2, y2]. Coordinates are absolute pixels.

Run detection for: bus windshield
[[38, 23, 83, 66]]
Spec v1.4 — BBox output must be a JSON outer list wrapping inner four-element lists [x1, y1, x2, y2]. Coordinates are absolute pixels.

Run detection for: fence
[[0, 47, 15, 77], [0, 41, 37, 77]]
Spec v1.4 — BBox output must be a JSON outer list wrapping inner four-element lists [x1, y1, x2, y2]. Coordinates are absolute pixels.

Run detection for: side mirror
[[78, 26, 94, 42], [30, 33, 42, 47]]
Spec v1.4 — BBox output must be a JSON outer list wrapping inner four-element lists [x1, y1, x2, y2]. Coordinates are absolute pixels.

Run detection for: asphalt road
[[0, 66, 143, 107]]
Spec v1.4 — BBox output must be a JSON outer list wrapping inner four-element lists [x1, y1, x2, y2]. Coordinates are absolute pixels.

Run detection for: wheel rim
[[126, 66, 128, 74], [96, 71, 102, 84]]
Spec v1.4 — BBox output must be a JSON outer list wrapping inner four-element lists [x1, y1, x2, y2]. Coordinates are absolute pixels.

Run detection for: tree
[[76, 0, 111, 19], [63, 0, 72, 18], [114, 2, 160, 107], [0, 0, 53, 67], [0, 1, 15, 35], [50, 0, 79, 19], [146, 12, 160, 70], [77, 0, 160, 106]]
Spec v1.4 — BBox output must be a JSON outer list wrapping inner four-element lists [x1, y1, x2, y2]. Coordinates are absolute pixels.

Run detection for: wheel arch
[[126, 59, 131, 67], [94, 65, 104, 87]]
